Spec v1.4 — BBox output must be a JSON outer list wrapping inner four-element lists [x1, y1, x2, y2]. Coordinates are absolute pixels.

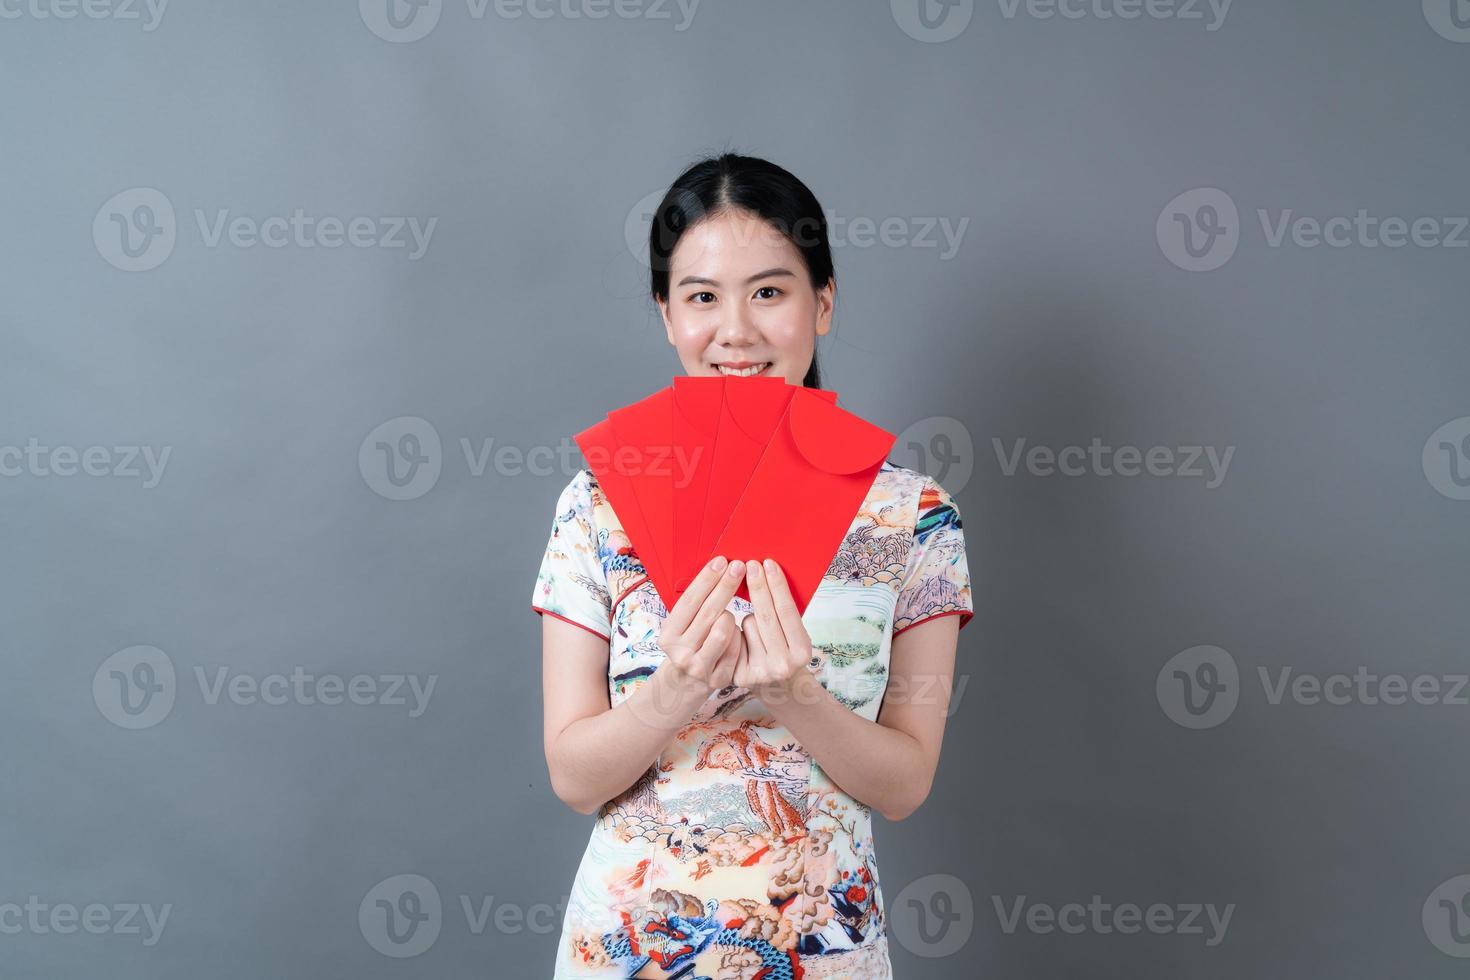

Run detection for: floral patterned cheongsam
[[531, 460, 973, 980]]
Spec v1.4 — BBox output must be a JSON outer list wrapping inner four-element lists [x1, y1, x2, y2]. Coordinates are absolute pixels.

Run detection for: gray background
[[3, 0, 1468, 977]]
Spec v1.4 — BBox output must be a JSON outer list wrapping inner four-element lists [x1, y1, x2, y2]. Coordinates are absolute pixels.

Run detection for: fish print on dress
[[532, 459, 973, 980]]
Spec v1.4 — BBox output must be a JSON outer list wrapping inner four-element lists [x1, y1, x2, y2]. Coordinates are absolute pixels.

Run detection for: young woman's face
[[658, 208, 833, 386]]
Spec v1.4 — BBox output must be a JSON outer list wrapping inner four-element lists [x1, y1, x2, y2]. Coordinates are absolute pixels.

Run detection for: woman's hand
[[657, 556, 747, 698], [730, 558, 816, 700]]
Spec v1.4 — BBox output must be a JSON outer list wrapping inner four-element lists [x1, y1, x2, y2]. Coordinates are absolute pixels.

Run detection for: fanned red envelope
[[573, 376, 891, 616], [606, 386, 675, 594], [694, 379, 837, 582], [712, 386, 894, 612], [671, 377, 724, 595], [572, 414, 676, 603]]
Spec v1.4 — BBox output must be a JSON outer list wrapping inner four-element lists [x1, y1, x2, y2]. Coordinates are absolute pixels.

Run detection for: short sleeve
[[893, 474, 974, 636], [530, 469, 613, 642]]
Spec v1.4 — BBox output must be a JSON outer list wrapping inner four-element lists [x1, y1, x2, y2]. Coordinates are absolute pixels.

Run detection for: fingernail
[[710, 556, 727, 571], [748, 561, 761, 580], [764, 558, 776, 572], [728, 559, 745, 577]]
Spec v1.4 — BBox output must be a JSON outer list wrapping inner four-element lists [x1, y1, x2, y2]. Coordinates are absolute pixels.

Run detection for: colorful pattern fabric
[[531, 460, 974, 979]]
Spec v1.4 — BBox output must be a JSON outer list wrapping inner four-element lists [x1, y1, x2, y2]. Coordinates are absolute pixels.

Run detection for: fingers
[[743, 559, 788, 660], [709, 615, 742, 690], [661, 555, 737, 637], [758, 559, 806, 649], [693, 611, 735, 679], [682, 559, 746, 650], [740, 612, 768, 684]]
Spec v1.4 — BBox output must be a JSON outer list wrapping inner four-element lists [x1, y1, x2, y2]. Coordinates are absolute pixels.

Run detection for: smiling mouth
[[714, 362, 773, 377]]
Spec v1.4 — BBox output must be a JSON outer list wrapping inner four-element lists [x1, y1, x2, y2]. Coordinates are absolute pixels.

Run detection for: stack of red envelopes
[[574, 376, 897, 616]]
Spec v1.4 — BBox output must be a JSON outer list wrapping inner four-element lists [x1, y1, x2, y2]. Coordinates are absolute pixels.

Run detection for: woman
[[531, 153, 974, 979]]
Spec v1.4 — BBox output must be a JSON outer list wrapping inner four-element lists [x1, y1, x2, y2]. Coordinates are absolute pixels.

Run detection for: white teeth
[[717, 363, 770, 377]]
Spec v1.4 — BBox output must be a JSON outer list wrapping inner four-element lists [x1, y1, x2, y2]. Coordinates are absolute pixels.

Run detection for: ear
[[815, 277, 835, 337]]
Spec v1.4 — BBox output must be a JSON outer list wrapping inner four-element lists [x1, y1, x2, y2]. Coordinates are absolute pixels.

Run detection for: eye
[[754, 286, 781, 300], [689, 291, 716, 304]]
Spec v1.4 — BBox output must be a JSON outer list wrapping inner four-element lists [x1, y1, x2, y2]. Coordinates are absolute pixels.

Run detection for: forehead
[[669, 209, 802, 277]]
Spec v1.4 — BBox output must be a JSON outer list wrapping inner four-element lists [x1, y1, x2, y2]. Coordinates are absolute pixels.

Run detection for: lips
[[714, 361, 773, 377]]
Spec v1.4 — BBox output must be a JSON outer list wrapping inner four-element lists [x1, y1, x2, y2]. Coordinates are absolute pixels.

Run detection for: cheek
[[669, 315, 715, 351], [758, 314, 816, 355]]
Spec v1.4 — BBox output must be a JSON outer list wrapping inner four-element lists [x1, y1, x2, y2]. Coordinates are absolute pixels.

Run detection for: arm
[[734, 559, 964, 822], [540, 557, 750, 815], [540, 615, 706, 815], [766, 616, 961, 821]]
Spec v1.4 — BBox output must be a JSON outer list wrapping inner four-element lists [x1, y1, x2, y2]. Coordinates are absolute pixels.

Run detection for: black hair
[[648, 153, 832, 390]]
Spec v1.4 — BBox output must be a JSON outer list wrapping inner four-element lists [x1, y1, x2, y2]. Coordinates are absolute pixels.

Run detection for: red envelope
[[711, 386, 895, 614], [694, 379, 836, 578], [671, 376, 724, 595], [574, 377, 852, 614], [605, 387, 676, 602], [672, 377, 838, 609], [573, 413, 679, 608]]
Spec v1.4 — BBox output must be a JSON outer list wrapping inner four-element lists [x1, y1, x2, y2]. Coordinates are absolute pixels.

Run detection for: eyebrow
[[675, 267, 797, 288]]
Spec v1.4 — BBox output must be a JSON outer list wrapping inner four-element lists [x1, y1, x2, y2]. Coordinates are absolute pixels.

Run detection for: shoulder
[[874, 460, 961, 512], [874, 460, 966, 541], [555, 467, 602, 512]]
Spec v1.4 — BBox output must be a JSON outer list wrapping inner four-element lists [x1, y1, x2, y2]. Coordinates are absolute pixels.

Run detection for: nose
[[713, 305, 761, 348]]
